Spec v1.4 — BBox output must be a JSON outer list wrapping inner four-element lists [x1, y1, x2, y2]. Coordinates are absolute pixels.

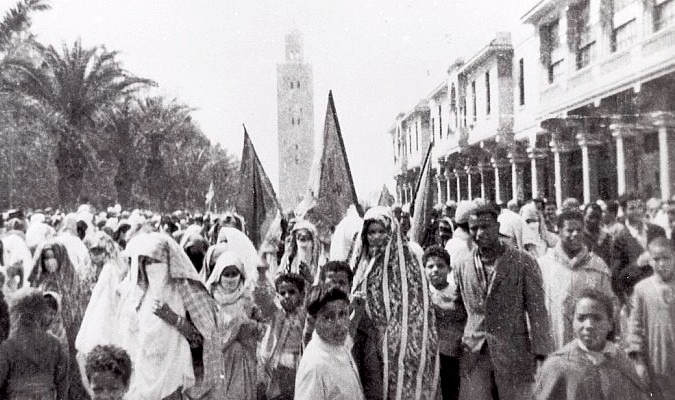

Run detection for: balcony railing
[[539, 25, 675, 115]]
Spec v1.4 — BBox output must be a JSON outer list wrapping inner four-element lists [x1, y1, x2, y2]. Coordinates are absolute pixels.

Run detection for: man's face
[[468, 214, 500, 250], [436, 221, 452, 246], [559, 219, 584, 255], [89, 371, 128, 400], [584, 208, 602, 232], [544, 204, 557, 221], [666, 204, 675, 227], [625, 200, 645, 224]]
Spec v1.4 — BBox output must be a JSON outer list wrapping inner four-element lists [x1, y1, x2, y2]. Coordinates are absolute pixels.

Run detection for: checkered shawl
[[123, 233, 221, 399]]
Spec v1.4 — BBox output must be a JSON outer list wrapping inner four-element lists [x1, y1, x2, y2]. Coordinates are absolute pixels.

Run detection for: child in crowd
[[294, 286, 365, 400], [254, 271, 306, 400], [534, 289, 649, 400], [84, 344, 132, 400], [627, 236, 675, 399], [422, 245, 466, 400], [303, 261, 354, 346], [0, 288, 69, 399]]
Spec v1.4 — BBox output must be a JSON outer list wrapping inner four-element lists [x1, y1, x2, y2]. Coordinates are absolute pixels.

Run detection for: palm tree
[[0, 0, 50, 52], [3, 40, 153, 206]]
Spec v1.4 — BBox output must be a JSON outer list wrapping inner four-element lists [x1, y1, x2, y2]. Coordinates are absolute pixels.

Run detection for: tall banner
[[296, 91, 359, 242], [410, 143, 434, 246], [235, 127, 282, 248]]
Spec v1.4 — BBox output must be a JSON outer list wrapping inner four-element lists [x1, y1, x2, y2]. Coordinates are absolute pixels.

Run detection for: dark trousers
[[440, 354, 460, 400]]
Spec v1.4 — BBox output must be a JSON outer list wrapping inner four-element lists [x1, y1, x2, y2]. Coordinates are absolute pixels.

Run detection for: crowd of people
[[0, 194, 672, 399]]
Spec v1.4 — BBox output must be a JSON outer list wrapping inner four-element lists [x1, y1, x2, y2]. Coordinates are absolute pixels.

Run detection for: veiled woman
[[278, 220, 322, 284], [180, 232, 210, 273], [117, 232, 220, 400], [29, 240, 92, 400], [76, 231, 130, 389], [205, 251, 259, 400], [348, 206, 440, 400]]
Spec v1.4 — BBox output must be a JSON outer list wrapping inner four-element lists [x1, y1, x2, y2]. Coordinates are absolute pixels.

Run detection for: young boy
[[422, 245, 466, 400], [303, 261, 355, 346], [627, 236, 675, 399], [294, 286, 365, 400], [254, 271, 306, 400], [84, 345, 132, 400]]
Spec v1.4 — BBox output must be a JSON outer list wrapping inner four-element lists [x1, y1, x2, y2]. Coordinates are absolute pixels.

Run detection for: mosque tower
[[277, 30, 314, 211]]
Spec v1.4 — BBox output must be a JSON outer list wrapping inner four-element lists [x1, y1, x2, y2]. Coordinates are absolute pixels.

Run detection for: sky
[[17, 0, 534, 203]]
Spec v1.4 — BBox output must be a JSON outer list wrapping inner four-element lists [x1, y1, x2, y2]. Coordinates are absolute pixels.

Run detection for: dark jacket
[[610, 223, 666, 300], [453, 245, 552, 381]]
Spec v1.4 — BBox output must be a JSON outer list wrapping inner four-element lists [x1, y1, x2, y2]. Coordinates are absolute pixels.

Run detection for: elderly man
[[453, 203, 551, 399]]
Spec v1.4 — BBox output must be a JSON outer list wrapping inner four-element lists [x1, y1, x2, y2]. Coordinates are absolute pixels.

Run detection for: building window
[[655, 0, 675, 31], [471, 81, 477, 122], [438, 105, 443, 139], [485, 72, 491, 115], [291, 117, 295, 125], [290, 82, 294, 89], [612, 19, 636, 52], [518, 58, 525, 105], [549, 59, 564, 83], [450, 84, 458, 128], [431, 118, 435, 143], [297, 80, 301, 88], [575, 1, 595, 70], [543, 19, 564, 84]]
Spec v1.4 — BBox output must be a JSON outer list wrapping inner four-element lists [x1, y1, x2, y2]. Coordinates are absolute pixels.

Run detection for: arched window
[[290, 82, 294, 89], [291, 117, 295, 125], [297, 80, 301, 88]]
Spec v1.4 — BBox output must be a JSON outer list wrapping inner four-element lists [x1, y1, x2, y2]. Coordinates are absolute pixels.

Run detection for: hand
[[152, 300, 178, 325], [634, 361, 649, 385], [350, 291, 366, 315]]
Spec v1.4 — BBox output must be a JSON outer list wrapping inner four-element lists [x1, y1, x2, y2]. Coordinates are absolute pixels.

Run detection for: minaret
[[277, 30, 314, 212]]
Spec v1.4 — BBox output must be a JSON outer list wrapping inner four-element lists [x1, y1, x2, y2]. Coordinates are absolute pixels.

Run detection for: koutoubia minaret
[[277, 30, 314, 212]]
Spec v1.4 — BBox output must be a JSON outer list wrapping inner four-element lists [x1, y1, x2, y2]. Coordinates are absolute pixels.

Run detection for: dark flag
[[377, 184, 395, 207], [235, 127, 283, 248], [410, 143, 434, 246], [296, 91, 359, 242]]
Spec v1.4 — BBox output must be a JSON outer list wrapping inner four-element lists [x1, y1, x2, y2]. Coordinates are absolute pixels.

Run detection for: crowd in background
[[0, 193, 672, 399]]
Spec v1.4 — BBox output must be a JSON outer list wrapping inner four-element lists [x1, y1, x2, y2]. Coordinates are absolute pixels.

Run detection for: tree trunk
[[55, 139, 85, 208], [114, 132, 134, 208]]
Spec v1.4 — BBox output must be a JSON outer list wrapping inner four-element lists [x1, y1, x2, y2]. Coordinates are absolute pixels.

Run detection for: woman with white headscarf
[[117, 232, 220, 400], [348, 206, 440, 400], [520, 202, 558, 259], [205, 251, 259, 400]]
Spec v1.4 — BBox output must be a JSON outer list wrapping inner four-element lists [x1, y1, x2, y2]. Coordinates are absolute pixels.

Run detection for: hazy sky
[[21, 0, 533, 202]]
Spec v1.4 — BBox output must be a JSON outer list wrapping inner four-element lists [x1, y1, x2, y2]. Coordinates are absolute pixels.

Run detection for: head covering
[[29, 240, 90, 358], [215, 227, 259, 280], [278, 219, 322, 283], [1, 235, 33, 289], [180, 232, 209, 273], [348, 206, 439, 399], [119, 232, 219, 399], [329, 205, 363, 262], [454, 200, 479, 225], [25, 222, 56, 252]]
